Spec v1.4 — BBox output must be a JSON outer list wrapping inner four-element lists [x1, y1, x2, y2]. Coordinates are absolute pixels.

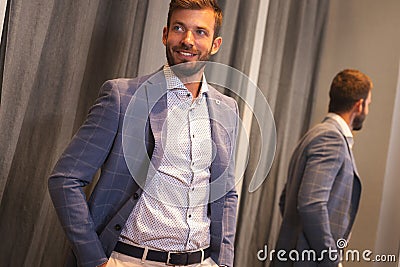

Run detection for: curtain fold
[[234, 1, 329, 266], [0, 1, 149, 266]]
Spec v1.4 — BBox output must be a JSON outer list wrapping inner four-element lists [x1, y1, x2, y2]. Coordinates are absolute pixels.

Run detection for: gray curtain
[[0, 0, 329, 266], [234, 0, 329, 266], [0, 1, 149, 266]]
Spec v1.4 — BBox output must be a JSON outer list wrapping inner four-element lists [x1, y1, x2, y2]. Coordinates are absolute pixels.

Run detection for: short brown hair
[[167, 0, 223, 38], [328, 69, 373, 113]]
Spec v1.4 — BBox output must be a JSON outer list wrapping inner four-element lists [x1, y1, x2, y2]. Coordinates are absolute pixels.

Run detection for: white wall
[[311, 0, 400, 266], [0, 0, 7, 44], [374, 63, 400, 266]]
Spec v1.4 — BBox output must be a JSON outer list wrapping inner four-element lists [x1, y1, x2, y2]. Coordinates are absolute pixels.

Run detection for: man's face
[[353, 90, 372, 131], [162, 8, 222, 76]]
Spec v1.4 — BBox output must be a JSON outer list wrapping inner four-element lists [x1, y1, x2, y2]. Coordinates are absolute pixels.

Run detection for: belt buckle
[[166, 251, 174, 266], [166, 250, 200, 266]]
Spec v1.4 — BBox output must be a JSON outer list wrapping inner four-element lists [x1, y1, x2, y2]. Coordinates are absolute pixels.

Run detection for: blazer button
[[114, 224, 121, 231], [133, 193, 139, 200]]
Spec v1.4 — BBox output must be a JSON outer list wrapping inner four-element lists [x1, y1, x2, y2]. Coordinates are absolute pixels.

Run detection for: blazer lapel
[[145, 71, 168, 171], [348, 147, 360, 178], [325, 117, 360, 179], [207, 88, 224, 181], [207, 88, 229, 203]]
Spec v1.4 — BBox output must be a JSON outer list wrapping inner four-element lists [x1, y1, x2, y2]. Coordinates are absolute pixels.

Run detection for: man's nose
[[182, 30, 194, 46]]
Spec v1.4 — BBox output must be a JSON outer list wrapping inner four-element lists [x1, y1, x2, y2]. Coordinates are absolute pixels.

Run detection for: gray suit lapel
[[348, 143, 360, 178], [206, 88, 227, 203], [206, 87, 229, 183], [145, 71, 168, 171], [324, 117, 360, 178]]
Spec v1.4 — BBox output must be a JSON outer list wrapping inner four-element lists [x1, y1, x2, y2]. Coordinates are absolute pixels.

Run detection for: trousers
[[105, 251, 219, 267]]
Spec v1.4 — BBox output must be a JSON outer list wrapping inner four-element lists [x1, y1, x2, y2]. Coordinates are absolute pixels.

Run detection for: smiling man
[[48, 1, 238, 267]]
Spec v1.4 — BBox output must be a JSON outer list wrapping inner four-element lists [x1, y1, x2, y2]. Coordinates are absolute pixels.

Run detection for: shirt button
[[114, 224, 122, 231], [188, 214, 192, 218]]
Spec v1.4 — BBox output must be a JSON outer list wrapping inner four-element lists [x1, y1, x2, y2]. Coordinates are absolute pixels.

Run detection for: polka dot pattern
[[120, 65, 212, 251]]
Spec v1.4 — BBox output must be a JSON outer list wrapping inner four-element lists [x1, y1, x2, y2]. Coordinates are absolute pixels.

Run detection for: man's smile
[[175, 49, 198, 59]]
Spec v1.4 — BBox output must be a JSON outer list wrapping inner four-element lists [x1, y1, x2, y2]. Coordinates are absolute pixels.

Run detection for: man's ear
[[355, 98, 364, 113], [210, 36, 222, 55], [162, 26, 168, 46]]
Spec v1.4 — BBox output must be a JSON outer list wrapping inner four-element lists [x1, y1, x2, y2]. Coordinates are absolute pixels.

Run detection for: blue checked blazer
[[48, 70, 239, 267], [272, 117, 361, 267]]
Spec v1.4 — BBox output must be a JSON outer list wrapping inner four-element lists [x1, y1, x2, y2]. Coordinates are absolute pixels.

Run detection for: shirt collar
[[326, 113, 354, 148], [163, 64, 209, 95], [326, 113, 353, 138]]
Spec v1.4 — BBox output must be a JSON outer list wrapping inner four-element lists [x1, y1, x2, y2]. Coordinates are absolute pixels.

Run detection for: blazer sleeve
[[219, 100, 239, 267], [297, 130, 345, 266], [48, 80, 120, 267]]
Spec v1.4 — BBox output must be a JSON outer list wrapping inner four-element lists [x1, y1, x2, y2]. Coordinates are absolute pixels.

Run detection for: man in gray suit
[[48, 1, 238, 267], [272, 69, 373, 267]]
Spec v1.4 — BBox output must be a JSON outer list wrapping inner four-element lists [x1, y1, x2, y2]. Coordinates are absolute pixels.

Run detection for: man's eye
[[197, 30, 207, 36], [173, 25, 184, 32]]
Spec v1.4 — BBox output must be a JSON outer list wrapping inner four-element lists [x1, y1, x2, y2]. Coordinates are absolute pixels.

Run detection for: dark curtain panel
[[0, 1, 148, 266], [234, 0, 329, 266]]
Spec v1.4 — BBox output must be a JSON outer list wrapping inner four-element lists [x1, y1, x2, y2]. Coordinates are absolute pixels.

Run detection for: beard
[[352, 112, 366, 131], [165, 44, 211, 77]]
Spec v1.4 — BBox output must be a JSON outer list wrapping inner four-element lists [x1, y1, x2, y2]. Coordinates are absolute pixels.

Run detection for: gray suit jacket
[[48, 71, 238, 267], [273, 117, 361, 267]]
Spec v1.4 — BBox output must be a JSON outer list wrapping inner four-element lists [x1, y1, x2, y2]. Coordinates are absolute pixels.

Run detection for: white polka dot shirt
[[119, 65, 212, 251]]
